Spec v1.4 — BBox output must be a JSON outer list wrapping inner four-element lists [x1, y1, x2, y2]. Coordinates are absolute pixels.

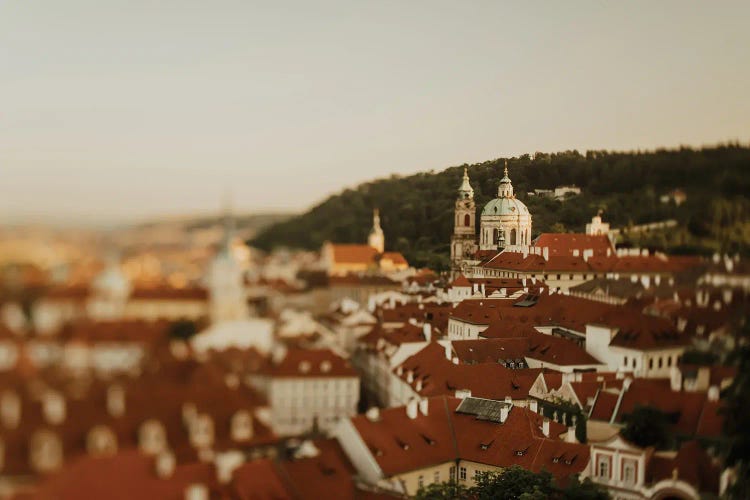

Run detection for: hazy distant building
[[207, 207, 249, 324]]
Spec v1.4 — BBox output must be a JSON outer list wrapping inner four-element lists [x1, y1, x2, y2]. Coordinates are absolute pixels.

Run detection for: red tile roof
[[261, 348, 358, 378], [534, 233, 615, 258], [349, 396, 588, 481], [329, 245, 379, 265]]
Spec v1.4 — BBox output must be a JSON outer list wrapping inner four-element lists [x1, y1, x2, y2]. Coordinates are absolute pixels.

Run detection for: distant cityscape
[[0, 161, 746, 500]]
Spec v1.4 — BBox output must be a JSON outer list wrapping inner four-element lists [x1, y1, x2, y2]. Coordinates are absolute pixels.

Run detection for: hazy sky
[[2, 1, 749, 224]]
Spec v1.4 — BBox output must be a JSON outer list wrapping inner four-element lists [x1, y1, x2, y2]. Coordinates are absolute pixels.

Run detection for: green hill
[[251, 144, 750, 270]]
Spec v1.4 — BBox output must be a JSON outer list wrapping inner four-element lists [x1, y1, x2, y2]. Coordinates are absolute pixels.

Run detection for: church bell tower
[[450, 167, 477, 277]]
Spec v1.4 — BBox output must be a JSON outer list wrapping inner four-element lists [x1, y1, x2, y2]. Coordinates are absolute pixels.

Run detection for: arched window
[[510, 229, 517, 245], [464, 214, 471, 227]]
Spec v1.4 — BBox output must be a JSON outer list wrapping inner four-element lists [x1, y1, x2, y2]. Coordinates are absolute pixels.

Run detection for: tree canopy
[[414, 466, 610, 500], [252, 145, 750, 270], [620, 406, 672, 449]]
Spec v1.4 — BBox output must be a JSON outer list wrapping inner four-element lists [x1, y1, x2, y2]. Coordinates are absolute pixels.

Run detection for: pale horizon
[[2, 1, 749, 225]]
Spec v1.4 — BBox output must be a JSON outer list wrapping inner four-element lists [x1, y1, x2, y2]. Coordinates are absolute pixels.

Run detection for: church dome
[[481, 196, 530, 217]]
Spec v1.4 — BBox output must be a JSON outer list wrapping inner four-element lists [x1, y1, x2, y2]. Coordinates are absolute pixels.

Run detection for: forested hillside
[[251, 145, 750, 270]]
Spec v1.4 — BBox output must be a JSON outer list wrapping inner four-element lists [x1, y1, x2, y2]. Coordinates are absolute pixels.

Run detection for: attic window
[[395, 438, 410, 450], [320, 361, 332, 373], [564, 454, 578, 465], [515, 446, 530, 456], [420, 434, 436, 446], [318, 463, 337, 476], [480, 439, 494, 451], [552, 454, 564, 464]]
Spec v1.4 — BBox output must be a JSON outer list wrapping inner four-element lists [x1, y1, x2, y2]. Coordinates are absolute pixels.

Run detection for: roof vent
[[366, 407, 380, 422]]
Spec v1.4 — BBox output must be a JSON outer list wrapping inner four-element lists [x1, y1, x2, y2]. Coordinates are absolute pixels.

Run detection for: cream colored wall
[[456, 460, 503, 488], [393, 461, 455, 496]]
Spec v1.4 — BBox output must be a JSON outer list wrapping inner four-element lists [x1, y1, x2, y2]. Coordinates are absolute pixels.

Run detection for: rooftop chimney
[[422, 323, 432, 343], [155, 451, 176, 478], [106, 385, 126, 418], [500, 405, 509, 423], [529, 400, 538, 413], [1, 391, 21, 429], [366, 407, 380, 422], [184, 484, 209, 500], [542, 418, 550, 437], [215, 451, 244, 484], [418, 399, 429, 416], [43, 392, 66, 425], [455, 389, 472, 399], [406, 400, 418, 419]]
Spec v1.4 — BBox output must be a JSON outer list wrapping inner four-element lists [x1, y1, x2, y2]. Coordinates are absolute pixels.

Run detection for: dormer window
[[299, 361, 311, 373], [320, 361, 332, 373]]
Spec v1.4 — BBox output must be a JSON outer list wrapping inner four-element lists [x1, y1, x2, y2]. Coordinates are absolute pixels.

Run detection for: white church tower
[[368, 209, 385, 254], [207, 200, 249, 324], [88, 252, 131, 320]]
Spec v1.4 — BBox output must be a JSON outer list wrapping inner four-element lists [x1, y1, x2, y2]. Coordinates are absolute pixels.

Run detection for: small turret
[[368, 209, 385, 253], [498, 160, 514, 198], [458, 166, 474, 200]]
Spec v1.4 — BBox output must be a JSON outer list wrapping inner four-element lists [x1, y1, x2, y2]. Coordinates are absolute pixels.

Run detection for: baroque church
[[450, 162, 533, 276]]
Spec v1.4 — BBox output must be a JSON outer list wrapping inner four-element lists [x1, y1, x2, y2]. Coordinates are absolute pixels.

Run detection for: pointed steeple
[[458, 166, 474, 200], [368, 208, 385, 253], [498, 160, 514, 198]]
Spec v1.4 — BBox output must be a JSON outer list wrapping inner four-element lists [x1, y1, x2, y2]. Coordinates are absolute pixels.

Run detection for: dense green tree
[[620, 406, 671, 449], [252, 145, 750, 270], [473, 467, 555, 500], [560, 475, 610, 500], [414, 467, 610, 499], [413, 480, 470, 500]]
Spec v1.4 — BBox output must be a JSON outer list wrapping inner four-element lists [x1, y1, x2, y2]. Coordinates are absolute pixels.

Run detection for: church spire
[[458, 166, 474, 200], [498, 160, 514, 198], [368, 208, 385, 253]]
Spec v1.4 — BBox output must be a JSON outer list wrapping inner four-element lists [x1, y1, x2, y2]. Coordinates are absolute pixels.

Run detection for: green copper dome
[[481, 196, 530, 216]]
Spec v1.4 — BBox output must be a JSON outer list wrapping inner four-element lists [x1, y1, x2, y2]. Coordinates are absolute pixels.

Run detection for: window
[[464, 214, 471, 227], [418, 475, 424, 489], [460, 467, 467, 481], [649, 358, 653, 369], [474, 470, 481, 481], [658, 357, 663, 368], [597, 456, 610, 479], [450, 466, 456, 480], [622, 459, 637, 485], [569, 274, 574, 280], [667, 356, 672, 367], [623, 356, 628, 367], [632, 358, 636, 368], [434, 471, 440, 484], [557, 274, 561, 280]]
